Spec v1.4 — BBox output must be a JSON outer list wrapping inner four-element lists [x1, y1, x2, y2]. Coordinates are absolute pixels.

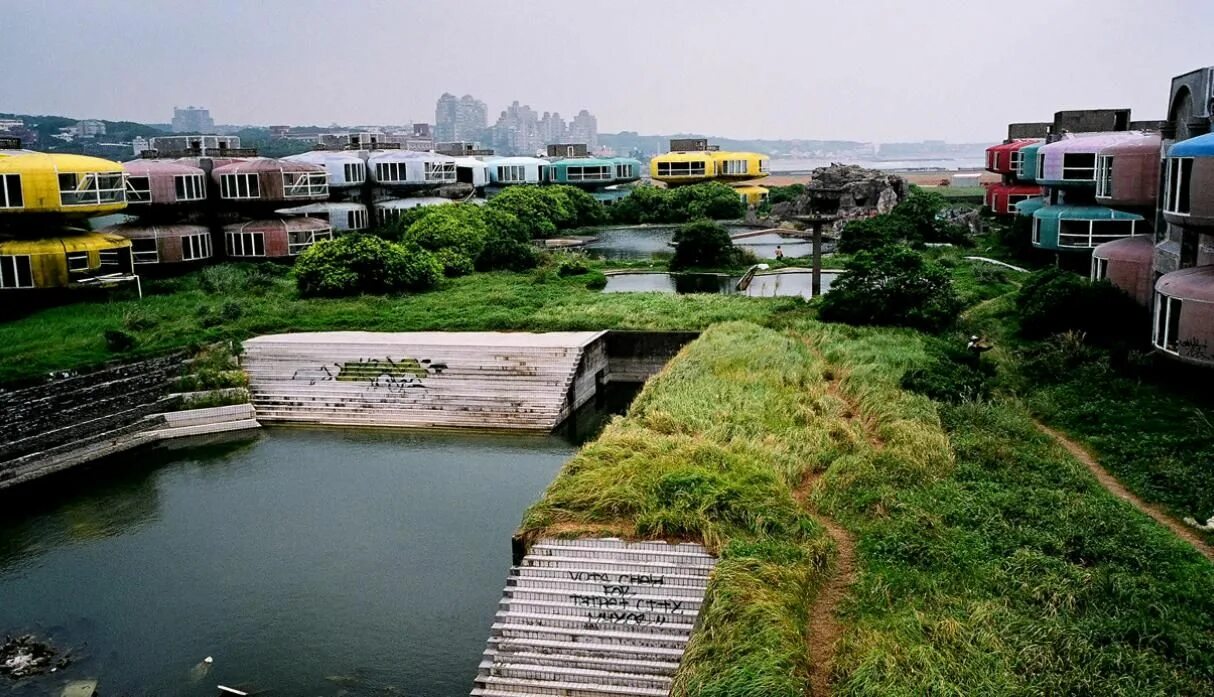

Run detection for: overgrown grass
[[522, 317, 1214, 695], [0, 263, 808, 382]]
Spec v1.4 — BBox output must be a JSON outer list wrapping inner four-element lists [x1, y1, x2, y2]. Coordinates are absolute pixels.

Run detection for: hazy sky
[[2, 0, 1212, 142]]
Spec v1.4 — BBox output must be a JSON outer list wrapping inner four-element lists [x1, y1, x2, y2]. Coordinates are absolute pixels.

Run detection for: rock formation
[[770, 164, 908, 235]]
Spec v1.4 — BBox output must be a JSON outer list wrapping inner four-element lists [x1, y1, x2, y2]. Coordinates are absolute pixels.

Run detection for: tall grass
[[0, 264, 807, 382]]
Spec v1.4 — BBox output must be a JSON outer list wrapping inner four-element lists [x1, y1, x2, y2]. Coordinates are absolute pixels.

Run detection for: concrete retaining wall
[[604, 331, 698, 383], [243, 331, 609, 431], [0, 354, 188, 489]]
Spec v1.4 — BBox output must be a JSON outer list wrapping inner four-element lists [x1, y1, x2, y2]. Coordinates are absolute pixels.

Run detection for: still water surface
[[582, 225, 817, 261], [0, 423, 607, 697]]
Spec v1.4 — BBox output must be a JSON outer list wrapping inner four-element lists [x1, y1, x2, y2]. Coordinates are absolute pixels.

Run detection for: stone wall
[[0, 354, 185, 488]]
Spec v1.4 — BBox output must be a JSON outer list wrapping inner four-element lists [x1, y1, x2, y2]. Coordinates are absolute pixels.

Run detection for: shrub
[[486, 186, 572, 238], [293, 234, 441, 297], [818, 245, 962, 331], [433, 248, 475, 277], [901, 338, 995, 403], [104, 329, 136, 352], [555, 254, 591, 277], [838, 215, 905, 253], [402, 204, 489, 260], [670, 219, 741, 270], [1015, 268, 1149, 344], [475, 235, 539, 272], [609, 182, 745, 225], [548, 185, 607, 227], [837, 187, 971, 253], [767, 183, 805, 205]]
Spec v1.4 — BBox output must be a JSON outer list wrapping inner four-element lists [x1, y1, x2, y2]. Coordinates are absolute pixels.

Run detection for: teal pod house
[[1015, 197, 1047, 218], [1017, 142, 1044, 183], [545, 157, 618, 188], [609, 157, 643, 184], [1031, 203, 1145, 251]]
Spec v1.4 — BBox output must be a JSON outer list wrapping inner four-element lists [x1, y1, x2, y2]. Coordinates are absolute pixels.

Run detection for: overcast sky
[[2, 0, 1211, 142]]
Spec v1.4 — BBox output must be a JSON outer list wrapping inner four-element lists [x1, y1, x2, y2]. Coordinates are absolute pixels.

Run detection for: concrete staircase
[[243, 332, 607, 431], [145, 403, 260, 439], [472, 538, 716, 697]]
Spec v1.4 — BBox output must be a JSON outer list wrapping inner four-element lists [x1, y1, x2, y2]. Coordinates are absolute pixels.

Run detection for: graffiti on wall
[[290, 356, 449, 393]]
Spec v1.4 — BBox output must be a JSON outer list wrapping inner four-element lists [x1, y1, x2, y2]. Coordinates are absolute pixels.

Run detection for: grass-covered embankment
[[522, 319, 1214, 695], [0, 264, 806, 383]]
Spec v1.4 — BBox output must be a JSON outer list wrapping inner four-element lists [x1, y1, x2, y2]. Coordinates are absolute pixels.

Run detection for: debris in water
[[1, 634, 65, 679], [189, 656, 214, 682]]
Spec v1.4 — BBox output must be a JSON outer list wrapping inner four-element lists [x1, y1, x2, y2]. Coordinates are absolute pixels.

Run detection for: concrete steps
[[144, 404, 260, 440], [243, 331, 607, 431], [473, 538, 716, 697]]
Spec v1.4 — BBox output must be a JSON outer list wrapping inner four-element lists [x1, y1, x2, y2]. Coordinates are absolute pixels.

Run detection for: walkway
[[1036, 421, 1214, 563]]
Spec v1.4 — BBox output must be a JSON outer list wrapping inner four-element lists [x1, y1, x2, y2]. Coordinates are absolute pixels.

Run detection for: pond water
[[0, 390, 632, 697], [602, 270, 838, 299], [581, 225, 818, 261]]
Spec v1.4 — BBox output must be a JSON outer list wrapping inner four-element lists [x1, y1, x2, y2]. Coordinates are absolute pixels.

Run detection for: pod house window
[[1061, 153, 1097, 181], [174, 174, 205, 201], [1006, 194, 1036, 211], [1058, 218, 1137, 248], [1036, 153, 1046, 180], [347, 209, 367, 229], [0, 255, 33, 288], [131, 237, 159, 264], [220, 173, 261, 199], [656, 160, 707, 177], [759, 159, 769, 173], [287, 226, 331, 255], [181, 231, 212, 261], [58, 171, 125, 206], [1010, 150, 1024, 172], [99, 249, 122, 268], [125, 176, 152, 203], [991, 152, 1002, 170], [283, 171, 329, 198], [343, 162, 364, 184], [1091, 256, 1109, 282], [566, 165, 612, 182], [0, 173, 21, 209], [1096, 155, 1114, 197], [1154, 294, 1183, 354], [615, 163, 633, 179], [423, 161, 455, 182], [496, 165, 527, 183], [1164, 158, 1194, 215], [1032, 217, 1042, 245], [66, 251, 90, 272], [720, 159, 748, 175], [226, 231, 265, 257]]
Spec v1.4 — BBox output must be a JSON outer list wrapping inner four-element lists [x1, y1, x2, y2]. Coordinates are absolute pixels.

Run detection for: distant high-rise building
[[538, 112, 567, 146], [435, 94, 487, 144], [171, 106, 215, 133], [568, 109, 598, 150], [435, 93, 458, 142], [490, 101, 542, 155], [74, 120, 106, 138]]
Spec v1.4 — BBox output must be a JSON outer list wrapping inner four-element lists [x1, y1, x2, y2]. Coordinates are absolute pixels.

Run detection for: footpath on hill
[[519, 320, 1214, 696]]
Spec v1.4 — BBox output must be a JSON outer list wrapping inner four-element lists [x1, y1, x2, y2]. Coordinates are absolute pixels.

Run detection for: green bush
[[819, 245, 962, 331], [433, 248, 475, 277], [486, 186, 574, 238], [1015, 268, 1148, 344], [293, 234, 442, 297], [475, 235, 539, 272], [402, 204, 489, 260], [610, 182, 745, 224], [670, 219, 742, 270], [767, 183, 805, 205], [837, 187, 972, 253], [838, 215, 905, 253], [548, 185, 607, 227], [901, 338, 995, 403], [555, 254, 591, 277], [104, 329, 136, 352]]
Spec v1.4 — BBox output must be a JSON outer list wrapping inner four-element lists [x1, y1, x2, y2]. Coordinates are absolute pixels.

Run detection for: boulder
[[773, 164, 909, 235]]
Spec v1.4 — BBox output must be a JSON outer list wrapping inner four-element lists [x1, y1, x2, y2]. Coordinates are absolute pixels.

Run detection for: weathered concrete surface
[[472, 537, 716, 697], [604, 331, 698, 384], [243, 331, 609, 431], [770, 163, 908, 234], [0, 354, 187, 489]]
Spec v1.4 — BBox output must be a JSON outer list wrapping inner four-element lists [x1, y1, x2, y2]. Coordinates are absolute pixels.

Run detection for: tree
[[1015, 268, 1148, 343], [548, 185, 607, 228], [294, 234, 442, 297], [670, 220, 740, 270], [609, 182, 745, 225], [486, 187, 569, 238], [401, 204, 489, 276], [818, 245, 962, 331]]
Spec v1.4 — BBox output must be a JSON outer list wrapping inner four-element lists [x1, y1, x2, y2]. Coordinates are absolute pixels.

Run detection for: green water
[[0, 420, 606, 697]]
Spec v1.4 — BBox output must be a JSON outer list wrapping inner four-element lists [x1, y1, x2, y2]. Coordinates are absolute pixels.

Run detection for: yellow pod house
[[649, 139, 769, 186], [732, 184, 770, 207], [0, 232, 134, 290], [0, 149, 128, 217]]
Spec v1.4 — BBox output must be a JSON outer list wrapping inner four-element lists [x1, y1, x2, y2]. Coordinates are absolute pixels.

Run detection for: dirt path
[[1036, 421, 1214, 563], [806, 517, 857, 697]]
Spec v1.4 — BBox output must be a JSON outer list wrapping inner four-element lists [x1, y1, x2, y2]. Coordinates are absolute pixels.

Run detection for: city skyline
[[5, 1, 1214, 143]]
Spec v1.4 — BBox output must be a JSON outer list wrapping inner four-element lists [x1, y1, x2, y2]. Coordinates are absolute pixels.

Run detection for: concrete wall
[[0, 354, 186, 489], [604, 331, 699, 383]]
